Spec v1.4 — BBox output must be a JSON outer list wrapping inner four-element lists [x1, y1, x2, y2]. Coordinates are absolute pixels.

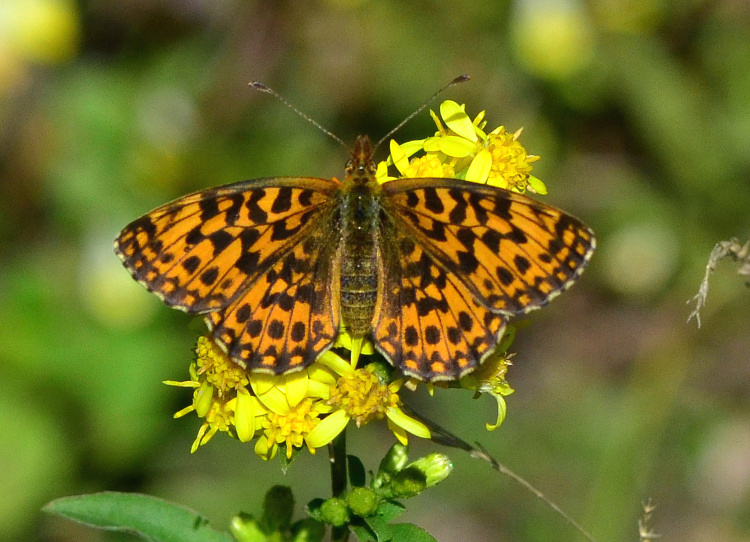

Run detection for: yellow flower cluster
[[166, 336, 430, 459], [378, 99, 546, 195]]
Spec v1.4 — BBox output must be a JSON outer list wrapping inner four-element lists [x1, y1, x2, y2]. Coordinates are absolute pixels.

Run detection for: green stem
[[329, 430, 348, 497], [329, 430, 349, 542]]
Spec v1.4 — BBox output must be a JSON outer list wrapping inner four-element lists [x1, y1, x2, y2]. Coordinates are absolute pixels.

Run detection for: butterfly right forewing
[[381, 178, 595, 316]]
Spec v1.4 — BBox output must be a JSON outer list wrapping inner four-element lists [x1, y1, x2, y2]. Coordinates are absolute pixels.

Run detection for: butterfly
[[115, 135, 595, 381]]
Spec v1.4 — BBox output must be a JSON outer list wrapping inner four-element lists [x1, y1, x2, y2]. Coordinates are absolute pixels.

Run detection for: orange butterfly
[[115, 135, 594, 381]]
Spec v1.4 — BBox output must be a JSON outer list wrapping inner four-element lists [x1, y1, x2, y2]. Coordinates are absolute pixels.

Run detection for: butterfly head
[[346, 135, 377, 184]]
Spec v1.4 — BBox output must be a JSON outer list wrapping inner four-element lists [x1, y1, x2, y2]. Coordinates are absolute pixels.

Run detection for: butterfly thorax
[[338, 135, 382, 338]]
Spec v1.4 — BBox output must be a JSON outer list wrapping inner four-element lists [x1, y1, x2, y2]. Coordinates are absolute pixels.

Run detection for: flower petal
[[465, 148, 492, 184], [319, 350, 355, 376], [439, 135, 477, 157], [398, 139, 426, 158], [194, 381, 214, 418], [440, 100, 477, 142], [255, 386, 290, 415], [234, 389, 256, 442], [305, 410, 350, 448], [307, 364, 338, 386], [389, 139, 410, 176], [249, 373, 277, 396], [254, 436, 276, 461], [284, 371, 309, 407], [386, 407, 431, 439], [486, 394, 508, 431], [387, 418, 409, 446], [307, 378, 331, 400], [527, 174, 548, 195]]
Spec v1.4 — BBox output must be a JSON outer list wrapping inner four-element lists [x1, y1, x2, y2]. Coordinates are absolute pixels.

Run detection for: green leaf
[[42, 492, 232, 542], [261, 486, 294, 532], [305, 499, 325, 522], [362, 516, 391, 541], [347, 455, 366, 487], [349, 518, 378, 542], [362, 517, 437, 542], [388, 523, 437, 542], [374, 500, 405, 522]]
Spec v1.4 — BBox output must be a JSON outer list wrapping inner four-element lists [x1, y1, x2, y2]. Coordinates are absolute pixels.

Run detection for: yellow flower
[[166, 336, 430, 458], [165, 336, 260, 452], [386, 100, 547, 195], [307, 352, 431, 448]]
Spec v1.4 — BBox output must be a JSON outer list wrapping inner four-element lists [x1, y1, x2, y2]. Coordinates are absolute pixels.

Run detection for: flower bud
[[346, 487, 379, 517], [320, 498, 350, 527]]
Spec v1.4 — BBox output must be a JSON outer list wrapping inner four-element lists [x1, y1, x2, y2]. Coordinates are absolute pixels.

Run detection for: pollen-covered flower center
[[196, 336, 248, 395], [262, 398, 319, 450], [404, 155, 455, 179], [485, 128, 538, 190], [329, 367, 399, 427]]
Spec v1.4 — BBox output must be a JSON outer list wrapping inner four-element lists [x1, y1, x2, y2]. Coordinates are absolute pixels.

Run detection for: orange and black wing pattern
[[374, 178, 595, 380], [115, 177, 342, 373]]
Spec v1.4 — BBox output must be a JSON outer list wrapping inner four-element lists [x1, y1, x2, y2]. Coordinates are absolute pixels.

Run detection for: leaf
[[43, 492, 232, 542], [349, 521, 378, 542], [305, 498, 325, 522], [375, 500, 405, 522], [261, 486, 294, 532], [347, 455, 366, 487], [361, 516, 437, 542], [387, 523, 438, 542]]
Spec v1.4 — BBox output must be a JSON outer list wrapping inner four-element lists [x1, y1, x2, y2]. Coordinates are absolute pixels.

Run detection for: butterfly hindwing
[[206, 219, 341, 373], [373, 208, 508, 380], [381, 178, 595, 317]]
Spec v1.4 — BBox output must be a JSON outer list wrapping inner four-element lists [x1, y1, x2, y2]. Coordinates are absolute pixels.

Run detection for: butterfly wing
[[115, 177, 341, 373], [205, 216, 342, 373], [373, 178, 595, 380], [373, 216, 508, 380]]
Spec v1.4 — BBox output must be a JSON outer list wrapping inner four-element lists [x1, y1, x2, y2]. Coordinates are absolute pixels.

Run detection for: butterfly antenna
[[250, 81, 349, 150], [374, 74, 470, 150]]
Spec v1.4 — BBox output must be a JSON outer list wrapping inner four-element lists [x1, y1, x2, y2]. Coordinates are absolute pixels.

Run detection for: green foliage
[[44, 444, 450, 541], [42, 492, 232, 542]]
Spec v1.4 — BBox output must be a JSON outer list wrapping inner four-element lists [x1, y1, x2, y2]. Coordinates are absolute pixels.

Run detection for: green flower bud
[[390, 467, 427, 498], [378, 443, 410, 477], [320, 498, 350, 527], [346, 487, 379, 517], [408, 453, 453, 487], [366, 360, 392, 383]]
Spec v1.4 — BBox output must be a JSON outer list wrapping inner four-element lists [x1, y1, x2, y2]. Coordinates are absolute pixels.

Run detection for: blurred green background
[[1, 0, 749, 540]]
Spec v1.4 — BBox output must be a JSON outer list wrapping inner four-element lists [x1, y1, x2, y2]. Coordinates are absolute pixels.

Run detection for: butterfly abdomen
[[339, 185, 380, 338]]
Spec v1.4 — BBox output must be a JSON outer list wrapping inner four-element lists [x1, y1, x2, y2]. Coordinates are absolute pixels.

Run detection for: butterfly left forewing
[[115, 177, 339, 313], [380, 178, 595, 316]]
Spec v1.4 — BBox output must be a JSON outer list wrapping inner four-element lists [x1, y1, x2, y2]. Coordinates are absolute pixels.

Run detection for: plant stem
[[329, 430, 349, 542], [329, 430, 348, 497]]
